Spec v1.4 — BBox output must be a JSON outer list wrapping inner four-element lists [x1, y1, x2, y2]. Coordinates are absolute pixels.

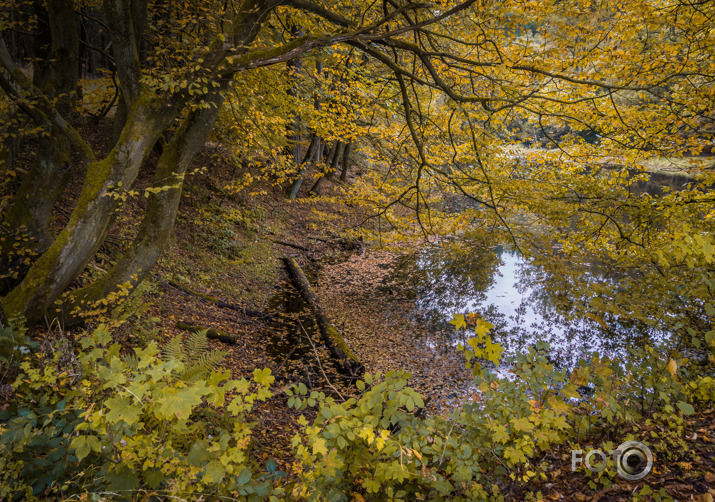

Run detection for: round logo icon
[[614, 441, 653, 480]]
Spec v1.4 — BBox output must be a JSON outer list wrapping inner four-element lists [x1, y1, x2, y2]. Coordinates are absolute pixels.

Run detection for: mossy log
[[283, 257, 364, 378], [175, 321, 238, 345]]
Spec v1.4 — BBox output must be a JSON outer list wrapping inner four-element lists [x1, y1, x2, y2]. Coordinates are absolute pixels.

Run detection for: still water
[[404, 243, 663, 369]]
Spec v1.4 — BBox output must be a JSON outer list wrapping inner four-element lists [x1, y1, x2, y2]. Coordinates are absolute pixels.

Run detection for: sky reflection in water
[[408, 244, 661, 369]]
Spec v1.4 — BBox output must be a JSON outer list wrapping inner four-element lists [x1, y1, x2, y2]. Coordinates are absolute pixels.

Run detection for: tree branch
[[0, 37, 97, 164]]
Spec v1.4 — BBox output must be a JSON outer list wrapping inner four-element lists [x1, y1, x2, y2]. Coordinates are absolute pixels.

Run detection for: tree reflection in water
[[397, 241, 664, 370]]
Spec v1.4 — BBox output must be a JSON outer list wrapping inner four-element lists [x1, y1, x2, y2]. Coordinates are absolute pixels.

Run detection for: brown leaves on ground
[[514, 407, 715, 501], [318, 250, 475, 412]]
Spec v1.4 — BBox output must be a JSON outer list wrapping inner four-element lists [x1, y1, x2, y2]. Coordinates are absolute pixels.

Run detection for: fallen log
[[283, 257, 364, 378], [272, 239, 311, 252], [175, 321, 238, 345], [167, 279, 272, 320]]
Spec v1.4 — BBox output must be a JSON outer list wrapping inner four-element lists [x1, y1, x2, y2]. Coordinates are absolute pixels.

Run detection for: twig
[[298, 321, 345, 401], [274, 339, 301, 375], [272, 239, 311, 252], [439, 418, 457, 466]]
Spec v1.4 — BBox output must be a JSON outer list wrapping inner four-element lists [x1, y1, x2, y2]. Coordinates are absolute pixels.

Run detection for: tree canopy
[[0, 0, 713, 327]]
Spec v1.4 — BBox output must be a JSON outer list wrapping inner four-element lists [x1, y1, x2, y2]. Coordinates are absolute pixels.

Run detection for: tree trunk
[[328, 141, 344, 179], [63, 93, 223, 323], [287, 132, 319, 199], [1, 0, 79, 288], [324, 141, 336, 166], [285, 25, 303, 172], [339, 140, 352, 181], [309, 139, 344, 194], [4, 0, 79, 234], [108, 0, 149, 147], [1, 134, 72, 250]]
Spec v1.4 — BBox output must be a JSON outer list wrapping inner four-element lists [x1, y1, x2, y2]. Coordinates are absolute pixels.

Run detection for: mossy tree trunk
[[0, 0, 276, 325], [64, 92, 224, 324], [283, 257, 364, 378]]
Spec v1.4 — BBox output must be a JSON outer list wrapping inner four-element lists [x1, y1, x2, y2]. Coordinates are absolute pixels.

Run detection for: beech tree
[[1, 0, 713, 326]]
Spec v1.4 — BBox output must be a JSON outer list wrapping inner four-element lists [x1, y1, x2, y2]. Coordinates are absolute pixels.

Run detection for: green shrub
[[0, 327, 280, 501], [287, 318, 709, 502], [0, 315, 710, 501]]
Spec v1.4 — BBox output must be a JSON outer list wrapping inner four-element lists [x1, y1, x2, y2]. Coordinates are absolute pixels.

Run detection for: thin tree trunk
[[324, 141, 336, 167], [287, 132, 319, 199], [285, 25, 303, 172], [339, 140, 352, 181], [328, 141, 344, 179], [309, 139, 346, 194]]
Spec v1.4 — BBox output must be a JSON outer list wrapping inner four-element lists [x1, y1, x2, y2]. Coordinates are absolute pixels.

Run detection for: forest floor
[[20, 120, 715, 501]]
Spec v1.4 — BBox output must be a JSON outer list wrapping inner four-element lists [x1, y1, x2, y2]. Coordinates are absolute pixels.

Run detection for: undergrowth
[[0, 310, 712, 501]]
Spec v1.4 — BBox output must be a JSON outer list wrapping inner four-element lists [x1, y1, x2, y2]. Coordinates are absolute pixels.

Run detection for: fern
[[184, 331, 209, 365], [182, 350, 228, 382], [123, 354, 140, 371], [163, 334, 186, 363], [162, 331, 227, 381]]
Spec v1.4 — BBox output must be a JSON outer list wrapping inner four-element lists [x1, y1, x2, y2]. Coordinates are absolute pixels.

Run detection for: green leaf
[[204, 459, 226, 484], [71, 436, 91, 461], [145, 469, 165, 489], [313, 437, 328, 456], [156, 381, 210, 419], [253, 367, 275, 386], [676, 401, 695, 415], [483, 337, 504, 365], [104, 396, 142, 425], [237, 467, 252, 486], [188, 441, 211, 466], [475, 319, 495, 337]]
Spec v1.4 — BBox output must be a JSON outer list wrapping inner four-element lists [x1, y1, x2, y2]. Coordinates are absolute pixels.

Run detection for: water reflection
[[404, 243, 662, 369]]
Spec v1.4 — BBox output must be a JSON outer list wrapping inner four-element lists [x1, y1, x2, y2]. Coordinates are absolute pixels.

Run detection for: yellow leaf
[[450, 314, 466, 330], [666, 358, 677, 376], [312, 438, 328, 457]]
